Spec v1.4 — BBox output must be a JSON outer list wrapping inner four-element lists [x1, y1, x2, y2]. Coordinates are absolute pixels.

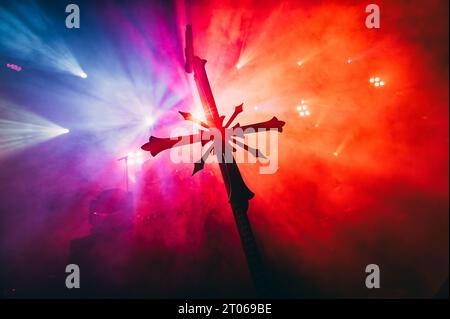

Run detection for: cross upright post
[[142, 24, 285, 297]]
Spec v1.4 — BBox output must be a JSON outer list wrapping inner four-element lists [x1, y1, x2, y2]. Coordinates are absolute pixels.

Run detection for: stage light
[[72, 69, 88, 78], [126, 150, 146, 166], [136, 151, 144, 163], [144, 116, 155, 126], [68, 65, 88, 78], [298, 102, 310, 117], [254, 106, 259, 111], [193, 109, 206, 121], [0, 100, 72, 155], [314, 123, 320, 128], [370, 77, 385, 88], [299, 110, 310, 117], [40, 127, 71, 136], [236, 63, 242, 70], [0, 3, 86, 77], [297, 61, 303, 66], [347, 59, 352, 64], [6, 63, 22, 72], [333, 152, 339, 157]]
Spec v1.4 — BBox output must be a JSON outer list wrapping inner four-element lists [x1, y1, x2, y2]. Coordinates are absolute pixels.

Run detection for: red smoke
[[0, 0, 447, 298]]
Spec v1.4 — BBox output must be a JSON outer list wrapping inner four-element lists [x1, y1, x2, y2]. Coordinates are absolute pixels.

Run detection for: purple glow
[[6, 63, 22, 72]]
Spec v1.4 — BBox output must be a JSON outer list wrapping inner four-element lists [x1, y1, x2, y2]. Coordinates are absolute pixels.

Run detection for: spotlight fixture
[[6, 63, 22, 72], [145, 116, 155, 126], [127, 150, 146, 166], [298, 100, 310, 117], [193, 109, 206, 121], [369, 77, 385, 87]]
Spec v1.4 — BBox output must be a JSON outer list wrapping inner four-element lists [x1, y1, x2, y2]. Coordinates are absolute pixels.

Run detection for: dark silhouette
[[141, 25, 285, 297], [69, 189, 135, 297]]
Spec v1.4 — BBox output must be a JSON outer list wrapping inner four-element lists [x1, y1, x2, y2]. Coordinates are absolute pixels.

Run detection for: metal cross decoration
[[142, 25, 285, 297]]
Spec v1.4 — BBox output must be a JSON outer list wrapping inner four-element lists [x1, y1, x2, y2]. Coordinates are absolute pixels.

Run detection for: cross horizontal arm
[[141, 133, 212, 157], [234, 116, 286, 133]]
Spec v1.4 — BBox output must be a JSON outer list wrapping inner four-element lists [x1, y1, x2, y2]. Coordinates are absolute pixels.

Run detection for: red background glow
[[0, 0, 448, 298]]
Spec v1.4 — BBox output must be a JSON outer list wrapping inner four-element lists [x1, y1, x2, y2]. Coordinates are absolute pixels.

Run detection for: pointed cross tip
[[179, 111, 210, 128], [192, 162, 204, 175], [141, 143, 158, 157], [224, 104, 244, 128], [179, 111, 191, 120], [141, 143, 150, 151], [272, 116, 286, 129]]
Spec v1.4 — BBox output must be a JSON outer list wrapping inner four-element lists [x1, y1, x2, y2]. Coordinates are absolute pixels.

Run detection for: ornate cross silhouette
[[142, 25, 285, 297]]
